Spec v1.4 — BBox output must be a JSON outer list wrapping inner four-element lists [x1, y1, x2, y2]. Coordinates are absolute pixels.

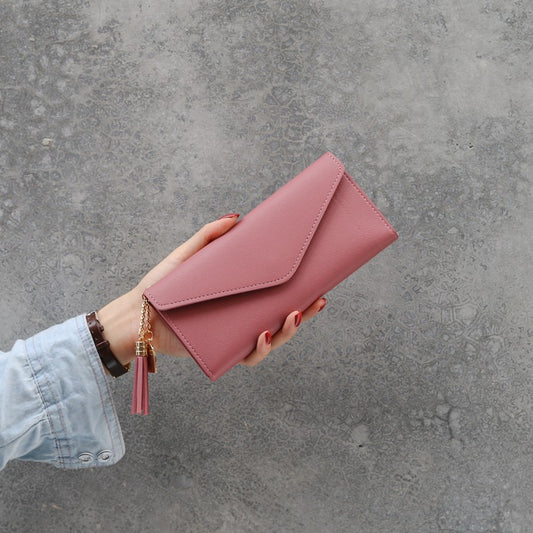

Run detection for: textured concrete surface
[[1, 0, 532, 531]]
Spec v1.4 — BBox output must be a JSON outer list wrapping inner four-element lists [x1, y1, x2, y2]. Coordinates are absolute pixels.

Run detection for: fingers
[[239, 297, 327, 367], [171, 214, 240, 265], [139, 214, 240, 288], [300, 296, 327, 324], [239, 329, 274, 367], [239, 310, 301, 368], [268, 310, 302, 352]]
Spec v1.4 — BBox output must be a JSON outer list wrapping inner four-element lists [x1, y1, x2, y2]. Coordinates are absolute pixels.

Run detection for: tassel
[[131, 295, 155, 416], [131, 340, 149, 415]]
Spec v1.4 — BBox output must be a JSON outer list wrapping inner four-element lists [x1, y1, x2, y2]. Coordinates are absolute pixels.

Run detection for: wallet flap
[[145, 152, 345, 311]]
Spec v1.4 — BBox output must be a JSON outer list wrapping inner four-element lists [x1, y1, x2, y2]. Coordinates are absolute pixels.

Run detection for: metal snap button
[[78, 452, 94, 463], [97, 450, 113, 462]]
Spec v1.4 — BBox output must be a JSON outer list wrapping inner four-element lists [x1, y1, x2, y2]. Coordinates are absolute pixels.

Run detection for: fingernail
[[217, 213, 240, 220], [265, 331, 272, 344], [318, 299, 327, 312], [294, 311, 302, 327]]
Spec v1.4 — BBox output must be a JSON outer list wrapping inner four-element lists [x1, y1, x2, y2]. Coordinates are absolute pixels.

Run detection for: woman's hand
[[97, 214, 327, 371]]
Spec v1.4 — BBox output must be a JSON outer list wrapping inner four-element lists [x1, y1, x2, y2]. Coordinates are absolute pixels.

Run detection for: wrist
[[97, 289, 141, 369]]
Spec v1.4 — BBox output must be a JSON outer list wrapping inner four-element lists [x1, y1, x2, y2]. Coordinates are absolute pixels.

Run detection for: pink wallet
[[144, 152, 398, 381]]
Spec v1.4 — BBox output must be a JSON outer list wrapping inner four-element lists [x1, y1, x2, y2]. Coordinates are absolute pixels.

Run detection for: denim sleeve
[[0, 314, 125, 470]]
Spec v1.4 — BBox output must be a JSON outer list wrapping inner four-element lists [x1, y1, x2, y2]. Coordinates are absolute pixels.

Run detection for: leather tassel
[[131, 340, 149, 415]]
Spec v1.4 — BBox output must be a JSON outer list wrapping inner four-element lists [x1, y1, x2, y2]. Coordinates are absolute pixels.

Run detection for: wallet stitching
[[341, 173, 398, 238], [148, 152, 344, 310]]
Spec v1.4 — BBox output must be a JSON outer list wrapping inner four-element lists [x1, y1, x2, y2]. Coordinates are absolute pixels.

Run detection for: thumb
[[139, 214, 240, 288], [170, 213, 240, 264]]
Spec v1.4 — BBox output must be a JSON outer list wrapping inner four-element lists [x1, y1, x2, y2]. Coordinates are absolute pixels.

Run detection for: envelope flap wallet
[[145, 152, 345, 311]]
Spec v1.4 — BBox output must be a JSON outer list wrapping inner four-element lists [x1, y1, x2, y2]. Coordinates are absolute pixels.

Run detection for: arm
[[0, 215, 326, 471]]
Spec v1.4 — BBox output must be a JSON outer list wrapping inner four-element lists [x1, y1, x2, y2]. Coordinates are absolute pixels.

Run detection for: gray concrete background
[[1, 0, 532, 531]]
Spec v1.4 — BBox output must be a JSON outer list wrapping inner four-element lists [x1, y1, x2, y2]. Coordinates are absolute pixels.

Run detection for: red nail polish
[[265, 331, 272, 344], [318, 299, 327, 312], [217, 213, 240, 220], [294, 311, 302, 327]]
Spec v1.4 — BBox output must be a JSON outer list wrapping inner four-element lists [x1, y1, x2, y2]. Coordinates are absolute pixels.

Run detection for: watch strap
[[86, 311, 130, 378]]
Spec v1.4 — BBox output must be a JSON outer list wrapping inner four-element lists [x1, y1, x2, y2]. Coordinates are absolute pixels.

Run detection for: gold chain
[[137, 295, 153, 343]]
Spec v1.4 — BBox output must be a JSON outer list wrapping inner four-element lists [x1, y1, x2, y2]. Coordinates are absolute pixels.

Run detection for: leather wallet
[[144, 152, 398, 381]]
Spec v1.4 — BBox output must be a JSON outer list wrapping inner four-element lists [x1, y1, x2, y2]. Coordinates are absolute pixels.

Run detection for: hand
[[97, 214, 327, 370]]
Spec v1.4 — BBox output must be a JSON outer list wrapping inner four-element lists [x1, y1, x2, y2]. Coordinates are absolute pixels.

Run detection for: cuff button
[[97, 450, 113, 462], [78, 452, 94, 463]]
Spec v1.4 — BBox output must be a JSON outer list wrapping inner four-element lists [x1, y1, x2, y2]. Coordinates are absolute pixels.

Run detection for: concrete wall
[[1, 1, 531, 531]]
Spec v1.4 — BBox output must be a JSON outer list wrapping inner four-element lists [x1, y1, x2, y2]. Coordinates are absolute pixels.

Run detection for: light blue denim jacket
[[0, 315, 125, 471]]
